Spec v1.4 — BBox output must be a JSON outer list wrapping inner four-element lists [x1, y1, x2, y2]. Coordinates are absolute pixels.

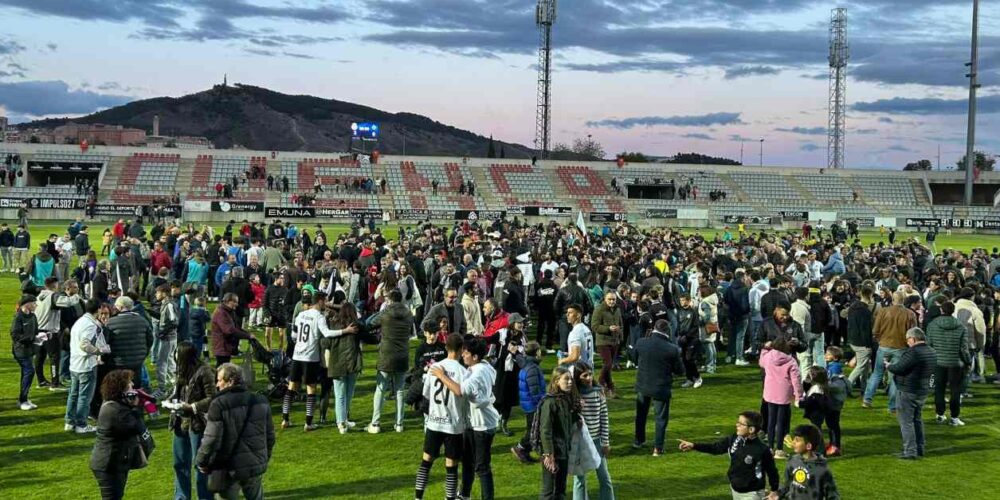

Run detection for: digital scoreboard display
[[351, 122, 379, 139]]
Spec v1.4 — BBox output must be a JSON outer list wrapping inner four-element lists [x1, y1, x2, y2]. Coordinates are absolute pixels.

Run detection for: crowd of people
[[7, 213, 1000, 499]]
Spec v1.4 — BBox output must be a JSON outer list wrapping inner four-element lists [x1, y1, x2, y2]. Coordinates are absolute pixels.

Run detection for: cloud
[[0, 80, 132, 116], [853, 128, 878, 135], [587, 112, 742, 129], [775, 126, 825, 135], [853, 95, 1000, 115], [728, 134, 759, 142], [0, 0, 182, 27], [0, 37, 25, 55], [878, 117, 894, 124], [281, 51, 318, 60], [724, 65, 780, 79], [682, 133, 714, 140], [46, 42, 57, 51], [887, 145, 913, 152], [564, 60, 686, 74], [243, 48, 321, 60], [800, 143, 821, 152]]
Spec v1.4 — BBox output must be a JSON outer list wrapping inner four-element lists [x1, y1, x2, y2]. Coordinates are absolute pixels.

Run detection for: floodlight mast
[[828, 8, 848, 170], [535, 0, 556, 160], [963, 0, 980, 205]]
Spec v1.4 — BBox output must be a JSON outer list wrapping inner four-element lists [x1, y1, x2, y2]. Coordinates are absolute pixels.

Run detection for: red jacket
[[249, 282, 265, 308], [483, 310, 510, 340], [211, 305, 250, 357], [150, 249, 172, 276], [112, 222, 124, 238]]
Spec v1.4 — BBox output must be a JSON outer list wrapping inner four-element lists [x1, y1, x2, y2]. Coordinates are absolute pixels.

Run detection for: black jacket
[[632, 332, 684, 400], [761, 289, 791, 320], [554, 283, 592, 316], [263, 285, 288, 322], [723, 281, 751, 321], [90, 400, 146, 473], [846, 300, 874, 348], [196, 385, 275, 480], [533, 278, 558, 318], [10, 310, 38, 358], [105, 311, 153, 367], [0, 228, 13, 247], [761, 318, 809, 353], [74, 232, 91, 257], [693, 435, 779, 494], [503, 280, 528, 316], [888, 343, 937, 397]]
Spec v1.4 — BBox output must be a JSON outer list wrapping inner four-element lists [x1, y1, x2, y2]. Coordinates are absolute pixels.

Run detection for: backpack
[[528, 395, 552, 452]]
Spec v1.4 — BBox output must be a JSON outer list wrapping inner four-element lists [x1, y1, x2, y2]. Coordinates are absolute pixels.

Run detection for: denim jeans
[[749, 318, 763, 355], [572, 437, 615, 500], [372, 370, 405, 427], [0, 245, 12, 269], [173, 429, 209, 500], [334, 373, 358, 424], [810, 332, 826, 370], [702, 339, 717, 372], [65, 368, 97, 427], [847, 345, 872, 387], [634, 393, 670, 449], [864, 347, 901, 410], [728, 317, 748, 361], [60, 350, 71, 383], [156, 338, 178, 394], [896, 390, 926, 457], [14, 350, 36, 403]]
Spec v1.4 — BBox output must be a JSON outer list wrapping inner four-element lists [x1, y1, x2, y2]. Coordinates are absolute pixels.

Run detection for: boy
[[679, 410, 779, 500], [769, 425, 840, 500], [824, 347, 849, 456], [413, 326, 447, 380], [188, 294, 211, 359], [415, 334, 468, 500], [511, 341, 545, 464]]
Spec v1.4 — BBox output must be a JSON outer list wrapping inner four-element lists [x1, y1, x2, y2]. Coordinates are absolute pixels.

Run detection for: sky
[[0, 0, 997, 169]]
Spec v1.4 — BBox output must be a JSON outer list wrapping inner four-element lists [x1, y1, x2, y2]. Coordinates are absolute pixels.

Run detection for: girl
[[170, 342, 216, 500], [539, 365, 580, 500], [247, 273, 265, 328], [800, 366, 831, 453], [100, 228, 112, 257], [572, 363, 614, 500], [322, 299, 362, 433], [759, 338, 803, 459], [698, 285, 719, 374]]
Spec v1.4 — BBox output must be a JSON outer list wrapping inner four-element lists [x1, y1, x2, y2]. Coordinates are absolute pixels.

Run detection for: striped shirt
[[579, 388, 610, 447]]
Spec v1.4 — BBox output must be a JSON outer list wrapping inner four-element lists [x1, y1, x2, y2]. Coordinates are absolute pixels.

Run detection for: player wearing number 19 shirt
[[415, 334, 468, 500], [282, 292, 356, 431]]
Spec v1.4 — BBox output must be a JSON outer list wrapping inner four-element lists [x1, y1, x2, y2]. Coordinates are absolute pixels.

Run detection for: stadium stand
[[188, 155, 267, 200], [109, 152, 180, 203], [487, 163, 556, 207]]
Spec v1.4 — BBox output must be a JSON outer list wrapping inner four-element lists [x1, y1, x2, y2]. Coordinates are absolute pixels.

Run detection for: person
[[678, 410, 779, 500], [282, 292, 356, 431], [462, 282, 484, 337], [953, 287, 987, 383], [263, 274, 289, 352], [572, 362, 614, 500], [0, 222, 14, 272], [591, 291, 623, 398], [103, 296, 153, 387], [631, 319, 684, 456], [768, 424, 840, 500], [431, 337, 499, 500], [368, 289, 413, 433], [210, 293, 254, 367], [759, 338, 803, 459], [171, 341, 217, 500], [538, 365, 580, 500], [34, 276, 72, 390], [512, 341, 545, 463], [189, 296, 211, 358], [887, 327, 937, 459], [322, 299, 363, 433], [90, 369, 146, 500], [414, 334, 468, 500], [11, 294, 40, 410], [699, 285, 720, 374], [724, 271, 752, 365], [845, 286, 876, 389], [422, 286, 467, 337], [676, 294, 703, 388], [65, 299, 105, 433], [559, 304, 593, 368], [821, 347, 848, 456], [798, 366, 833, 455], [925, 301, 970, 426], [863, 290, 916, 412], [155, 284, 180, 398], [247, 274, 265, 329], [196, 363, 275, 500], [495, 312, 526, 436]]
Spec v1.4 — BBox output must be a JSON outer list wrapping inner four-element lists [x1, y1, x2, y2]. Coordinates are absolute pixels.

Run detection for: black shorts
[[269, 316, 287, 328], [289, 360, 321, 385], [423, 429, 464, 460]]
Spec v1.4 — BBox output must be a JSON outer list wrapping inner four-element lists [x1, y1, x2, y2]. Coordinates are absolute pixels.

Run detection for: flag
[[994, 187, 1000, 207], [576, 210, 587, 236]]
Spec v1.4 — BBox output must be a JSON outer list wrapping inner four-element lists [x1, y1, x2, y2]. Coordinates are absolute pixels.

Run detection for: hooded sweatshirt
[[30, 251, 54, 287], [779, 454, 840, 500], [759, 347, 803, 405], [749, 279, 770, 321]]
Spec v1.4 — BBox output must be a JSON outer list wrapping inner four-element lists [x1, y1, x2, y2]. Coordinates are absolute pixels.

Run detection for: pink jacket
[[759, 348, 803, 405]]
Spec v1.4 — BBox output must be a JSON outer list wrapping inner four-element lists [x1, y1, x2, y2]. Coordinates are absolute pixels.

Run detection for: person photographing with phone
[[89, 369, 148, 500]]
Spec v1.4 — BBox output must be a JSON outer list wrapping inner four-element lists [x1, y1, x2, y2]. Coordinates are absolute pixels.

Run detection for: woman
[[698, 285, 719, 374], [11, 294, 39, 410], [171, 342, 216, 500], [539, 365, 580, 500], [90, 369, 146, 500], [398, 263, 423, 315], [494, 313, 526, 436], [322, 299, 362, 434], [185, 251, 208, 296], [572, 363, 614, 500]]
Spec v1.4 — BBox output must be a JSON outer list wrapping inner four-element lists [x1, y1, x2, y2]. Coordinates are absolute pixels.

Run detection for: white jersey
[[292, 309, 344, 362], [567, 322, 594, 368], [422, 358, 469, 434]]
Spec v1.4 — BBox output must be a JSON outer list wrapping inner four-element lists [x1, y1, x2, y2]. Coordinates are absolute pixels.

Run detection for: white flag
[[576, 210, 588, 236], [994, 187, 1000, 207]]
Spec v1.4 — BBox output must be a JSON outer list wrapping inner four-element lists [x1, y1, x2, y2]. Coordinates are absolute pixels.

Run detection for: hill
[[20, 83, 548, 158]]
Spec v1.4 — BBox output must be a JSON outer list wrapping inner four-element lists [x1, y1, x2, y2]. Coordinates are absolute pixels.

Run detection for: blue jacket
[[518, 357, 545, 413], [215, 262, 234, 287], [177, 294, 190, 342], [822, 250, 845, 275], [187, 260, 208, 285], [189, 307, 210, 339]]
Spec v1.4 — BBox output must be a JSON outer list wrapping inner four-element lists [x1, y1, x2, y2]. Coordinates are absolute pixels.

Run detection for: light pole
[[759, 138, 765, 166], [740, 139, 745, 165], [963, 0, 980, 205]]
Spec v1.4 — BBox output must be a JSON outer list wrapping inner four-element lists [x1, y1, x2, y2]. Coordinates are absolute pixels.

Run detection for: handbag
[[567, 421, 601, 476], [207, 394, 255, 493], [131, 422, 155, 469]]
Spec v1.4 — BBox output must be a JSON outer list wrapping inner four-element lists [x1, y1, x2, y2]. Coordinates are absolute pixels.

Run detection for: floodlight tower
[[535, 0, 556, 159], [963, 0, 981, 205], [827, 8, 849, 170]]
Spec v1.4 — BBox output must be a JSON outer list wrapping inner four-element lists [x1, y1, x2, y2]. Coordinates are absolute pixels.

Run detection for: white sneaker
[[75, 425, 97, 434], [338, 423, 348, 434], [345, 420, 357, 429], [366, 423, 381, 434], [19, 401, 37, 411], [735, 359, 750, 366], [681, 380, 694, 388], [693, 378, 704, 389], [950, 417, 966, 427], [64, 423, 75, 432], [935, 415, 947, 424], [394, 424, 404, 433]]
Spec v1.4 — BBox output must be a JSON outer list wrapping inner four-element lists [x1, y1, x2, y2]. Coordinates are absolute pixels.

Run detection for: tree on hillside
[[667, 152, 740, 165], [487, 135, 496, 158], [618, 151, 649, 163], [956, 151, 996, 172], [500, 145, 506, 158], [903, 159, 933, 171], [572, 136, 606, 160]]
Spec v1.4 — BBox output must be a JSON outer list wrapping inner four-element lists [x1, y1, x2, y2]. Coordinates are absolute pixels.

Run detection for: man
[[559, 303, 594, 368], [64, 299, 103, 434], [953, 287, 987, 383], [282, 292, 356, 431], [196, 363, 275, 500], [502, 268, 528, 317], [0, 222, 15, 272], [211, 293, 254, 367], [28, 242, 55, 288], [723, 270, 751, 365], [846, 287, 877, 388], [925, 301, 969, 426], [534, 270, 558, 351], [863, 290, 917, 412], [154, 284, 180, 398], [887, 327, 937, 459], [104, 296, 153, 386], [12, 224, 30, 271], [631, 319, 684, 457], [554, 274, 592, 355], [368, 290, 413, 434], [675, 294, 703, 388], [414, 334, 468, 500], [761, 305, 809, 354], [748, 271, 770, 357], [591, 291, 623, 398], [431, 337, 499, 500], [74, 225, 91, 261], [34, 277, 79, 390], [422, 286, 467, 337]]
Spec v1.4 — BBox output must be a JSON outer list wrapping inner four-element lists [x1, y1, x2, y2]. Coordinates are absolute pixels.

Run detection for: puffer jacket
[[590, 300, 623, 347], [196, 385, 275, 481], [378, 302, 413, 373], [554, 283, 592, 316], [925, 315, 969, 368], [104, 311, 153, 368], [263, 285, 288, 323], [954, 298, 987, 351], [759, 347, 803, 405], [89, 399, 146, 473], [518, 356, 545, 413], [699, 293, 719, 342]]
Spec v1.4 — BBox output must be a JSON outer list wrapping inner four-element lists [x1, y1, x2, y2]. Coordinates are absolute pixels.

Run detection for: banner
[[780, 211, 808, 221], [265, 207, 315, 218], [0, 197, 86, 209], [455, 210, 506, 221], [627, 176, 669, 186], [723, 215, 772, 224], [506, 206, 572, 216], [644, 209, 678, 219], [853, 217, 876, 227], [350, 208, 383, 218], [590, 212, 628, 223], [184, 200, 211, 212], [212, 201, 264, 213], [905, 218, 942, 228], [93, 204, 181, 217]]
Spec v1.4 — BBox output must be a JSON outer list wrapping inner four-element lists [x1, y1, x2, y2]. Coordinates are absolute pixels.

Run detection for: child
[[679, 410, 780, 500], [412, 326, 447, 381], [538, 365, 580, 500], [512, 341, 545, 464], [572, 362, 614, 499], [188, 296, 211, 359], [759, 339, 803, 459], [823, 347, 849, 456], [100, 228, 112, 256], [248, 273, 265, 328], [800, 366, 831, 452], [769, 425, 840, 500], [435, 316, 450, 345]]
